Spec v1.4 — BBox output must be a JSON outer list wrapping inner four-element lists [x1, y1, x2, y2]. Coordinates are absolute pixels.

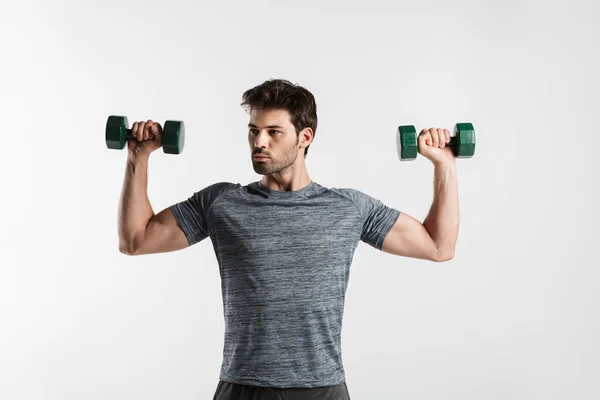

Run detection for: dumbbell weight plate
[[454, 122, 475, 158], [397, 125, 418, 161], [162, 120, 185, 154], [106, 115, 128, 150]]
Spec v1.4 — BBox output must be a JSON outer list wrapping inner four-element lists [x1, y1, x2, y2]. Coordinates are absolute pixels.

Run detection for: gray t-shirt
[[170, 180, 401, 388]]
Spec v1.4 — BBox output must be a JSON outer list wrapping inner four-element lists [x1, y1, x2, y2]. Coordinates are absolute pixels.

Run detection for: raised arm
[[118, 119, 189, 255], [381, 127, 459, 262], [120, 205, 189, 255]]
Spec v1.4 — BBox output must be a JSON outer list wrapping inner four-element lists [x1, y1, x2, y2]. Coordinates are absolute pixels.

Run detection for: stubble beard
[[253, 138, 300, 176]]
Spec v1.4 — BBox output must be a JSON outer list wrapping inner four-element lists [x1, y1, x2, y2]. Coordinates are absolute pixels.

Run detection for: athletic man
[[117, 79, 459, 400]]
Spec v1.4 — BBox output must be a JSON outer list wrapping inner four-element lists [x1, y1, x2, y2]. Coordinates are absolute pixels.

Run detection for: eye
[[248, 129, 281, 135]]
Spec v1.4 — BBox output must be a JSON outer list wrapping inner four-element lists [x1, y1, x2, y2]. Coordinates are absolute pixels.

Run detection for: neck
[[260, 169, 311, 192]]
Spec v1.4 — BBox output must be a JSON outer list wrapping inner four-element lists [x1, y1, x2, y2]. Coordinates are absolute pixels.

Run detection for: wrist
[[127, 149, 150, 164], [432, 159, 456, 170]]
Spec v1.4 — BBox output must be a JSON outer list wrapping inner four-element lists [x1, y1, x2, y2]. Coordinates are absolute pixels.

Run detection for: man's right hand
[[128, 119, 163, 156]]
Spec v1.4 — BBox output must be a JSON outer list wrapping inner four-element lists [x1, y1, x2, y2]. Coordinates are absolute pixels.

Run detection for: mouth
[[253, 155, 270, 160]]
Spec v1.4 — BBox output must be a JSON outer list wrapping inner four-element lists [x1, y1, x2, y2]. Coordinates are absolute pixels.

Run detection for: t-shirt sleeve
[[169, 182, 237, 246], [347, 188, 401, 250]]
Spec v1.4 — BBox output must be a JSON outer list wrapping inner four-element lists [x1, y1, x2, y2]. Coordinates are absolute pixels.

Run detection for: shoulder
[[204, 181, 240, 192], [188, 182, 240, 209], [327, 186, 370, 205], [195, 181, 240, 195]]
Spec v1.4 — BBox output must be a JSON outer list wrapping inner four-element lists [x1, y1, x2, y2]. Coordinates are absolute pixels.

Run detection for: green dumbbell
[[105, 115, 185, 154], [396, 122, 475, 161]]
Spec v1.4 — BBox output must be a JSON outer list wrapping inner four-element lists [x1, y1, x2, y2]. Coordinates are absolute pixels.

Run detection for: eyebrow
[[248, 123, 286, 130]]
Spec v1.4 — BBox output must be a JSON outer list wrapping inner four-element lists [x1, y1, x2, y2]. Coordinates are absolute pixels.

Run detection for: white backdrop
[[1, 0, 598, 399]]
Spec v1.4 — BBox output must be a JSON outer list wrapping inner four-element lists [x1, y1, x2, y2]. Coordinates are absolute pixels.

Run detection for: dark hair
[[241, 79, 317, 157]]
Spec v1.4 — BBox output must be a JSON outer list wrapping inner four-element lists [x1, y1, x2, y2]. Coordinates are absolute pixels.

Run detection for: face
[[248, 108, 302, 175]]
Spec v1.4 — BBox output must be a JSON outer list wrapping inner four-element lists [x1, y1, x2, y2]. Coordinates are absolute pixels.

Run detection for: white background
[[1, 0, 599, 399]]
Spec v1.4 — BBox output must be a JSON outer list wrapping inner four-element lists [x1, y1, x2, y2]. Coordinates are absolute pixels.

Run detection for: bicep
[[381, 212, 440, 261], [131, 207, 190, 255]]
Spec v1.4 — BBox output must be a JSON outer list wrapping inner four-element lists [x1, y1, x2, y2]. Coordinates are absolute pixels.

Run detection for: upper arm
[[381, 212, 441, 261], [128, 207, 190, 255]]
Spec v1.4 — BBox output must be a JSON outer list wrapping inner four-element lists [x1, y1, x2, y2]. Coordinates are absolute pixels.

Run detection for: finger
[[445, 129, 450, 144], [146, 119, 155, 140], [138, 121, 147, 141], [436, 128, 445, 148], [150, 121, 161, 139], [144, 120, 154, 140], [420, 129, 431, 146], [145, 120, 155, 140], [132, 121, 139, 141], [136, 121, 145, 141], [430, 128, 439, 148]]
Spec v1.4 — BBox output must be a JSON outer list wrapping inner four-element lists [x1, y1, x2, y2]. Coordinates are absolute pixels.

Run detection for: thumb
[[151, 122, 163, 136], [418, 130, 432, 147]]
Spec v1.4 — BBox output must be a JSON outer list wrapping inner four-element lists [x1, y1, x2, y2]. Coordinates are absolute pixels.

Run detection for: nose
[[253, 130, 269, 149]]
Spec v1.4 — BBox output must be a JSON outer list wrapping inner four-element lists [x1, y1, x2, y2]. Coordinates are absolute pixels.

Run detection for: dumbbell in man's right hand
[[105, 115, 185, 154]]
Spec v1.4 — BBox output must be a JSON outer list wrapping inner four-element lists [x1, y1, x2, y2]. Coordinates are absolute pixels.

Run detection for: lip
[[253, 155, 270, 160]]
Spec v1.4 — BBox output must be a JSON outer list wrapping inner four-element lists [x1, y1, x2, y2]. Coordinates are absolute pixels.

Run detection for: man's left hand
[[418, 127, 456, 166]]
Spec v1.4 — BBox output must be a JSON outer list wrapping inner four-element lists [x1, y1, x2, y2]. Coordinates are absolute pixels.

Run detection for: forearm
[[118, 151, 155, 252], [423, 161, 459, 260]]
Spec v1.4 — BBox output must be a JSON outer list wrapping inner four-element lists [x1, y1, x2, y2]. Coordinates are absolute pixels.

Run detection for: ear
[[298, 127, 313, 148]]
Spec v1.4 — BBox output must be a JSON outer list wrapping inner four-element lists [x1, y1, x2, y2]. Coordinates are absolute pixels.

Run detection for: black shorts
[[212, 379, 351, 400]]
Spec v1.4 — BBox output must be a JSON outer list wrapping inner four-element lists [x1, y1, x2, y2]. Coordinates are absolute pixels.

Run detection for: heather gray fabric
[[170, 180, 401, 388]]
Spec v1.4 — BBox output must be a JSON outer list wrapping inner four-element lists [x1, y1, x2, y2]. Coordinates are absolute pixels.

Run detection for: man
[[117, 79, 459, 400]]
